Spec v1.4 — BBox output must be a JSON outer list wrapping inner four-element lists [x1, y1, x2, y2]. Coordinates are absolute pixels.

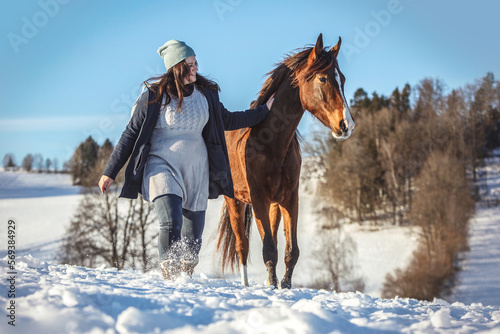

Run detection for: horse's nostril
[[339, 120, 348, 133]]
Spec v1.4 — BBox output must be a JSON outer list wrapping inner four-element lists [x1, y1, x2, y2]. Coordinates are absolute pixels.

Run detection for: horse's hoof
[[281, 278, 292, 289], [267, 277, 279, 289]]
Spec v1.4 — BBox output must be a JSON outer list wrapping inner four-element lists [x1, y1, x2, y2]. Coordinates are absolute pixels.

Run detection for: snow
[[1, 255, 500, 333], [449, 154, 500, 307], [0, 170, 417, 296], [0, 171, 81, 199], [430, 308, 452, 329], [344, 224, 418, 296], [1, 155, 500, 333], [0, 171, 83, 262]]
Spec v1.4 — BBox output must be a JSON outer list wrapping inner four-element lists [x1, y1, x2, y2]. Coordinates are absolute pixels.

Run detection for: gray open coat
[[103, 87, 269, 200]]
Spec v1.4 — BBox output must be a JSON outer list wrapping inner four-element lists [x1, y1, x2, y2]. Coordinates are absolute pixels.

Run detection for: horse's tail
[[216, 200, 253, 274]]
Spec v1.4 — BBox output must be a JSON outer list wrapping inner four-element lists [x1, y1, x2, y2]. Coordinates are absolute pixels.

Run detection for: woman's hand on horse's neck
[[266, 93, 275, 110]]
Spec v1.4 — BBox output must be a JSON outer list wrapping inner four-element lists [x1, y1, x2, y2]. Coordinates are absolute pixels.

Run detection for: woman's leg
[[180, 209, 206, 275], [153, 194, 183, 279]]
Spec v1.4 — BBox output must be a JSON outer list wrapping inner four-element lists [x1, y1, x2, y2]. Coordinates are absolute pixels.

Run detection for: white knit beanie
[[157, 40, 196, 71]]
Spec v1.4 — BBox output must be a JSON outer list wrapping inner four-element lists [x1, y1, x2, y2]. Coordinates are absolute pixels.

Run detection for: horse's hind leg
[[280, 190, 300, 289], [225, 197, 250, 286]]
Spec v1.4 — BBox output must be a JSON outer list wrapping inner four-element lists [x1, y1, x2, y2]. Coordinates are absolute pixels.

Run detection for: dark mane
[[251, 46, 335, 109]]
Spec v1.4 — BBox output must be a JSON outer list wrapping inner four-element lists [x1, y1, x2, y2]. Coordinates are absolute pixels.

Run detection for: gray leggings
[[153, 194, 205, 261]]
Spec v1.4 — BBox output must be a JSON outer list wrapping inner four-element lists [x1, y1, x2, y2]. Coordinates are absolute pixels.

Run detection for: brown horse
[[217, 33, 355, 289]]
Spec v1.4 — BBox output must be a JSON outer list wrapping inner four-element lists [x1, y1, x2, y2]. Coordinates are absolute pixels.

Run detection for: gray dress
[[142, 86, 210, 211]]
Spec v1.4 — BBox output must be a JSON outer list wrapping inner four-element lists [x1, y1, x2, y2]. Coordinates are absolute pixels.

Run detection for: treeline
[[59, 136, 158, 272], [304, 73, 499, 300], [2, 152, 65, 173], [66, 136, 114, 186]]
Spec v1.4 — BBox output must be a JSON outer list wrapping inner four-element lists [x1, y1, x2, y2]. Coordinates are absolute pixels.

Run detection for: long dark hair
[[143, 60, 220, 111]]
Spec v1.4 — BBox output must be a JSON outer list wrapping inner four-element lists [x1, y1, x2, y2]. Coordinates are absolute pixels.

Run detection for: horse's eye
[[319, 77, 327, 83]]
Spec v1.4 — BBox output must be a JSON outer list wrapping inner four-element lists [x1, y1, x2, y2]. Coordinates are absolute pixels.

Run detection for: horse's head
[[295, 34, 355, 139]]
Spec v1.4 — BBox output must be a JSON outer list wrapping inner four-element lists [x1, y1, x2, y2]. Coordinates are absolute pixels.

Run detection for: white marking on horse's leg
[[240, 265, 249, 286]]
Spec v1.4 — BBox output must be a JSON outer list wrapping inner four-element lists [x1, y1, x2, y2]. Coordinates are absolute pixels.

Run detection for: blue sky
[[1, 0, 499, 168]]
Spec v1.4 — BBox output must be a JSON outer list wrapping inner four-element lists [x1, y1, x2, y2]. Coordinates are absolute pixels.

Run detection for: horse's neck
[[261, 84, 304, 157]]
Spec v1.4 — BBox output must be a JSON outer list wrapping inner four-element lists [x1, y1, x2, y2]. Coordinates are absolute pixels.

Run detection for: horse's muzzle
[[332, 119, 355, 139]]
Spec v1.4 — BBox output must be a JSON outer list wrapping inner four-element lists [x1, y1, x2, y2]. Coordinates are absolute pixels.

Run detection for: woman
[[98, 40, 273, 280]]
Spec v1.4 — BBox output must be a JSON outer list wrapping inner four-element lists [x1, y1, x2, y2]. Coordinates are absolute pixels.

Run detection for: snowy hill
[[0, 171, 83, 261], [1, 255, 499, 333], [0, 170, 81, 199]]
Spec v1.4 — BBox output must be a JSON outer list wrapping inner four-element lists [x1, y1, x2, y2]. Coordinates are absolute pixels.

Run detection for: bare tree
[[22, 154, 34, 172], [410, 151, 474, 257], [60, 186, 157, 272], [45, 158, 52, 172], [60, 137, 158, 272], [33, 153, 44, 172], [382, 151, 474, 300], [413, 78, 446, 122], [310, 205, 365, 292], [53, 158, 59, 173], [382, 248, 454, 301]]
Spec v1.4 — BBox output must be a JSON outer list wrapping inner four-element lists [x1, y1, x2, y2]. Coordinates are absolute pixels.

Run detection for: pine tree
[[401, 83, 411, 115], [352, 88, 369, 109], [70, 136, 99, 185], [390, 87, 401, 112], [2, 153, 16, 169]]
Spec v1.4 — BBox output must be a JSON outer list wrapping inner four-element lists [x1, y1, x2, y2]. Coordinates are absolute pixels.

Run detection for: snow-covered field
[[1, 167, 500, 333], [2, 255, 500, 334], [0, 171, 83, 262]]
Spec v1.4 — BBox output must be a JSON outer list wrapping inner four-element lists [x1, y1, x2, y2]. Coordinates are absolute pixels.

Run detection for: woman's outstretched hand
[[98, 175, 114, 194], [266, 93, 275, 110]]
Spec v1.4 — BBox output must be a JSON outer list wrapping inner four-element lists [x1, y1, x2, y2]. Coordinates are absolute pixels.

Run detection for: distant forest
[[303, 73, 499, 300], [2, 152, 65, 173]]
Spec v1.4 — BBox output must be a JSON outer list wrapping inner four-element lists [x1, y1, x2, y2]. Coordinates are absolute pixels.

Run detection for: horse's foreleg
[[225, 197, 250, 286], [280, 191, 300, 289], [252, 200, 278, 288]]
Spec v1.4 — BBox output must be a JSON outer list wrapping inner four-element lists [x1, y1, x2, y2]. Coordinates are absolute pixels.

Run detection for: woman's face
[[183, 55, 198, 85]]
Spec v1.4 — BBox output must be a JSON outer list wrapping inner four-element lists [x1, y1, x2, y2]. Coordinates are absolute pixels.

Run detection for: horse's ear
[[329, 36, 342, 58], [308, 33, 324, 64]]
